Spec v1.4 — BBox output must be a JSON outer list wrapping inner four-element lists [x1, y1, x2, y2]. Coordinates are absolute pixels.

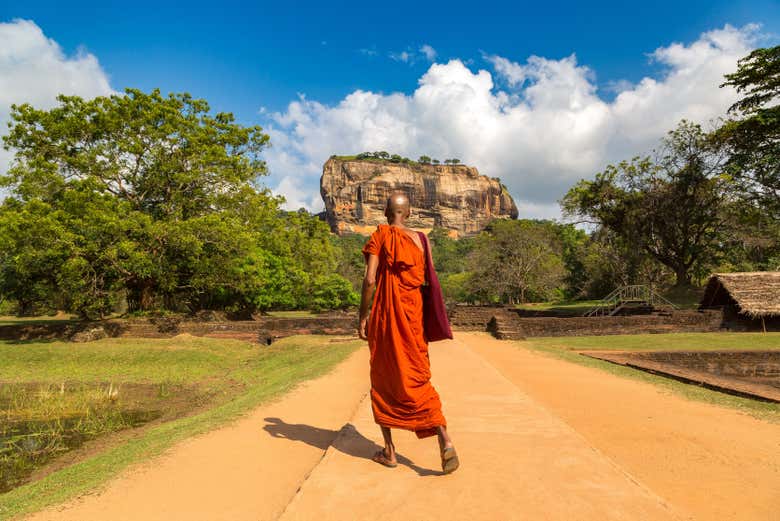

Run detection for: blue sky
[[1, 1, 778, 215]]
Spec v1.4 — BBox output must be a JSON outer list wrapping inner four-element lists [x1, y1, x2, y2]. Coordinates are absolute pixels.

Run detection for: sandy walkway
[[465, 332, 780, 521], [22, 333, 779, 520], [24, 349, 371, 521], [279, 337, 679, 520]]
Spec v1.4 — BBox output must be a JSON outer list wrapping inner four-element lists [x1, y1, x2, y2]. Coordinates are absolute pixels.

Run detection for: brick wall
[[0, 316, 358, 342], [636, 351, 780, 378], [504, 310, 723, 337], [449, 306, 504, 331]]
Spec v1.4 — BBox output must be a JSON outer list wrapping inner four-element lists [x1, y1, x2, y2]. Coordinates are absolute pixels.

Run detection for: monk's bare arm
[[358, 253, 379, 340]]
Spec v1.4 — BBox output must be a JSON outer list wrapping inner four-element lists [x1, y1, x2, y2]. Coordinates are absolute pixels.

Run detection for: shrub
[[308, 274, 359, 312]]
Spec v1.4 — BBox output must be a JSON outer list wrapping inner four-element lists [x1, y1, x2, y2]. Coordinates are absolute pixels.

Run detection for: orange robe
[[362, 224, 447, 438]]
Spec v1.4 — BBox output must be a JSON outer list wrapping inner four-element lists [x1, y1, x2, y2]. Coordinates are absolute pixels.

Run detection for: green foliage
[[722, 45, 780, 113], [428, 227, 473, 273], [0, 89, 355, 316], [577, 229, 672, 298], [715, 45, 780, 219], [559, 46, 780, 293], [335, 152, 453, 168], [2, 88, 269, 217], [427, 228, 477, 303], [562, 120, 730, 287], [439, 271, 475, 304], [467, 219, 566, 303], [331, 233, 369, 291], [0, 335, 360, 518], [428, 223, 611, 304], [553, 224, 590, 298], [0, 298, 17, 316], [308, 274, 360, 312]]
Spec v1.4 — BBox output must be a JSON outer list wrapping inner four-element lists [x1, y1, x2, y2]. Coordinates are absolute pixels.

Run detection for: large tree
[[1, 88, 275, 315], [715, 45, 780, 219], [467, 219, 565, 304], [0, 89, 356, 317], [562, 120, 729, 287]]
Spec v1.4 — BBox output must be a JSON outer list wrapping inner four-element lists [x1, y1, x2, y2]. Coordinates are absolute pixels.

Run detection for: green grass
[[0, 335, 360, 520], [515, 300, 601, 314], [0, 336, 258, 384], [531, 332, 780, 352], [517, 332, 780, 423], [0, 316, 77, 326], [515, 285, 706, 315], [265, 310, 317, 318], [1, 383, 162, 494]]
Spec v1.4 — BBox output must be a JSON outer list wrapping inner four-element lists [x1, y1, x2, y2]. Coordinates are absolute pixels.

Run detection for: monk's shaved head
[[385, 192, 411, 223], [386, 192, 410, 211]]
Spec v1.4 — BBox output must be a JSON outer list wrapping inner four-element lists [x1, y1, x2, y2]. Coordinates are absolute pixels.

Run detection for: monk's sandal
[[441, 446, 459, 474]]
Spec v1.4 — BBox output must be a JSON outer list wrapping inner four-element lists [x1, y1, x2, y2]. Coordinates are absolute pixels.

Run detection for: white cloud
[[420, 44, 437, 61], [389, 50, 412, 63], [389, 44, 438, 65], [264, 24, 759, 217], [484, 54, 526, 87], [604, 79, 635, 94], [0, 19, 114, 185]]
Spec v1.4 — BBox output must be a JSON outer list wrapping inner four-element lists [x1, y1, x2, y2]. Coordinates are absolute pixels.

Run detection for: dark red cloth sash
[[418, 232, 453, 342]]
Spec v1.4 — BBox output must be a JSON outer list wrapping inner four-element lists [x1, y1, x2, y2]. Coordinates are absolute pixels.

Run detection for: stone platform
[[582, 350, 780, 402]]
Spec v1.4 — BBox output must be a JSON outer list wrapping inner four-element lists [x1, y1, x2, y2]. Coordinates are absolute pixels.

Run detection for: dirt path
[[24, 349, 371, 521], [278, 336, 679, 521], [464, 332, 780, 521], [22, 333, 780, 520]]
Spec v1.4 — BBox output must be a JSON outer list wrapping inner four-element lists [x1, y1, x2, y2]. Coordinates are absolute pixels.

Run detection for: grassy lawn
[[0, 315, 77, 326], [265, 310, 318, 318], [516, 286, 706, 315], [518, 332, 780, 423], [515, 300, 601, 315], [0, 334, 360, 520], [532, 332, 780, 352]]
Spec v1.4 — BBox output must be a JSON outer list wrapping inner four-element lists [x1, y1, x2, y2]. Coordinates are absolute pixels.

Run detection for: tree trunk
[[17, 299, 33, 317], [673, 266, 692, 288], [140, 285, 155, 310], [127, 280, 156, 312]]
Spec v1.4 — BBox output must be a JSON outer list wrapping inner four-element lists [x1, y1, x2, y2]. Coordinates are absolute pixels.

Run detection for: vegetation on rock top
[[331, 151, 463, 166]]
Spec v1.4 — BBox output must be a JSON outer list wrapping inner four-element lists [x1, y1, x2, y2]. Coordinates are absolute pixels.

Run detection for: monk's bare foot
[[372, 447, 398, 468], [437, 431, 454, 455]]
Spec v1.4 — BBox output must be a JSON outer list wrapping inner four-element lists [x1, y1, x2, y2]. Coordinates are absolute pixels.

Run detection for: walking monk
[[358, 192, 459, 474]]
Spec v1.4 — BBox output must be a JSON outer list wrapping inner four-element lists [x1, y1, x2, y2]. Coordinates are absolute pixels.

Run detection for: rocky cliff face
[[320, 158, 518, 236]]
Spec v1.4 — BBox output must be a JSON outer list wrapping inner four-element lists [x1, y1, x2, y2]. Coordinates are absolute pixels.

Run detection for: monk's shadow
[[263, 417, 441, 477]]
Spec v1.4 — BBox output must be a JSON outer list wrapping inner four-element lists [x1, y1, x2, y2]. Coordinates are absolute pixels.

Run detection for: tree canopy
[[715, 45, 780, 220], [562, 121, 730, 287], [0, 89, 356, 317]]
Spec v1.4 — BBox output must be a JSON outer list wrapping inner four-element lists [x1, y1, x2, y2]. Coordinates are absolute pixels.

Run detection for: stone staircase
[[449, 305, 503, 331], [486, 309, 525, 340]]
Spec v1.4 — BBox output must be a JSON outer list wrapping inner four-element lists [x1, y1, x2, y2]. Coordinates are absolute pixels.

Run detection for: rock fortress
[[319, 155, 518, 237]]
